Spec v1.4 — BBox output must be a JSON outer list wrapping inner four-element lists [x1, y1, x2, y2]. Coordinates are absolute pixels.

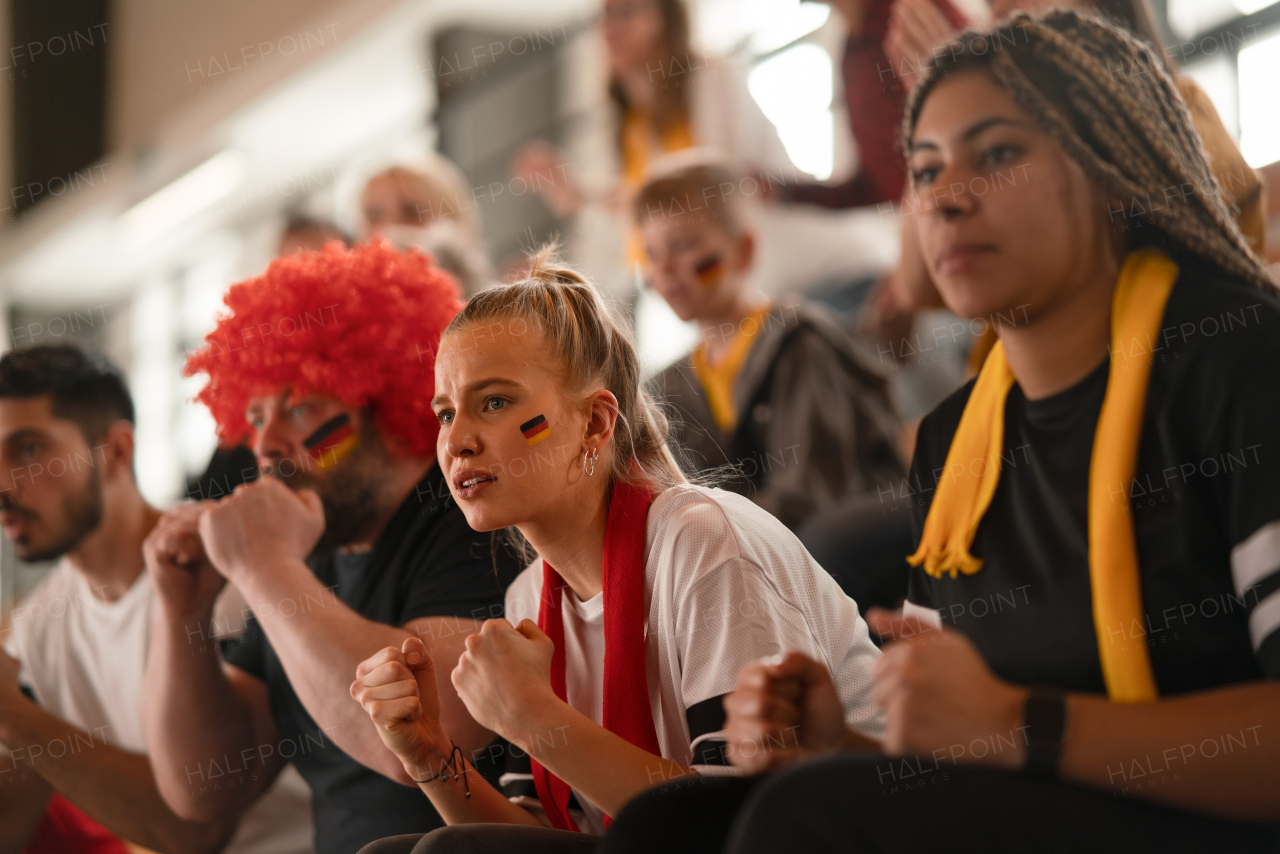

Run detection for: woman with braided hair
[[986, 0, 1268, 256], [874, 0, 1265, 376], [599, 11, 1280, 853]]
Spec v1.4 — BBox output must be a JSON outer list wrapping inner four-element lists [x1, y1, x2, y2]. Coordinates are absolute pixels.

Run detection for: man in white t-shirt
[[0, 345, 312, 854]]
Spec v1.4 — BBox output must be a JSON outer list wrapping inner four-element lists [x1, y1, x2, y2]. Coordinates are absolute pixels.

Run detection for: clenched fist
[[144, 502, 226, 620], [868, 609, 1028, 769], [724, 652, 851, 775], [198, 478, 325, 583], [450, 619, 557, 747], [351, 636, 451, 779]]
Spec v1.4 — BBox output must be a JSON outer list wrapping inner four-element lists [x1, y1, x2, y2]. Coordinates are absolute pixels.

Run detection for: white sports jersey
[[505, 483, 883, 833]]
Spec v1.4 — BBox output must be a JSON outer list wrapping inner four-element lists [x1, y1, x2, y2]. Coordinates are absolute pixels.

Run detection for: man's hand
[[351, 637, 451, 780], [198, 479, 325, 583], [723, 652, 851, 775], [868, 608, 1028, 769], [144, 503, 227, 621], [450, 619, 558, 747]]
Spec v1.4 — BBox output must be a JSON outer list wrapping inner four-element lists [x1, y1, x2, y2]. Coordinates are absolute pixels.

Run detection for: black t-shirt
[[224, 464, 522, 854], [904, 272, 1280, 694]]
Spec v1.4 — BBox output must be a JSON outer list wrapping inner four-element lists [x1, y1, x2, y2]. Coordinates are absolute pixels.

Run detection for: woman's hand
[[886, 0, 960, 85], [724, 652, 854, 775], [450, 619, 560, 748], [351, 637, 452, 779], [868, 609, 1028, 769]]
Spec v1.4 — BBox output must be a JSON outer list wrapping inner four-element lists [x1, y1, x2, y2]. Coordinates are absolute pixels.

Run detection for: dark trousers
[[358, 826, 601, 854], [600, 754, 1280, 854]]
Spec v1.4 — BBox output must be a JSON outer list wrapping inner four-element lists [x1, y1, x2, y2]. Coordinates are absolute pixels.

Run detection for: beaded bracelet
[[412, 742, 470, 799]]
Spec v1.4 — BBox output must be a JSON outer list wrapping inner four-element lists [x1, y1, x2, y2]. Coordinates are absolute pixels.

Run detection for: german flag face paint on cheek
[[520, 414, 552, 447], [694, 253, 724, 289], [304, 413, 360, 471]]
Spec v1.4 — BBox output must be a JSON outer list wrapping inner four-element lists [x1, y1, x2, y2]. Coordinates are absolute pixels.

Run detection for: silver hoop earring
[[583, 448, 598, 477]]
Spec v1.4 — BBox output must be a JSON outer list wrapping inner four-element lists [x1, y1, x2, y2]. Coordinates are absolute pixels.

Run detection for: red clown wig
[[185, 240, 462, 456]]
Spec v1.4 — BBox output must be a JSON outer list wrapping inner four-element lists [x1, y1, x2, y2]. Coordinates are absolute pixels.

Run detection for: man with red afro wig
[[189, 238, 454, 460], [139, 241, 523, 854]]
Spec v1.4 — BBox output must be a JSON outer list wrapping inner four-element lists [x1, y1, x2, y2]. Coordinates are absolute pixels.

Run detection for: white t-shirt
[[3, 562, 314, 854], [504, 484, 884, 834]]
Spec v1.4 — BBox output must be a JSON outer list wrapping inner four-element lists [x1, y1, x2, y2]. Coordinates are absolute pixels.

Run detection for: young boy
[[640, 155, 904, 535]]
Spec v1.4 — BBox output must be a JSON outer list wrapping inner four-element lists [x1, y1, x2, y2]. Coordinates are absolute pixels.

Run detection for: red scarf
[[532, 479, 660, 831]]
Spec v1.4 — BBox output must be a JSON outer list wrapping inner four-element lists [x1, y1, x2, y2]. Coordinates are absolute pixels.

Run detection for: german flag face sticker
[[520, 414, 552, 447], [693, 253, 724, 289], [304, 413, 360, 471]]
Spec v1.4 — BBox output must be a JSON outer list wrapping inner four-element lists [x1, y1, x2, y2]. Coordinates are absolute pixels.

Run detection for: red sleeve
[[780, 1, 968, 210], [779, 39, 906, 209]]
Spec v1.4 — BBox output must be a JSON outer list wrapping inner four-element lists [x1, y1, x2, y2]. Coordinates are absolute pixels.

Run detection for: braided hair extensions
[[904, 10, 1275, 292]]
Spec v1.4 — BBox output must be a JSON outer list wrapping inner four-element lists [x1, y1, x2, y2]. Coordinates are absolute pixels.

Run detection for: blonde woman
[[351, 251, 883, 853], [512, 0, 797, 292]]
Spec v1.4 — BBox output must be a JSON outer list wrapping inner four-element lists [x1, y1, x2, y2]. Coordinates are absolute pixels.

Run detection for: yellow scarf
[[692, 305, 772, 432], [908, 248, 1179, 703], [623, 109, 694, 267], [621, 109, 694, 188]]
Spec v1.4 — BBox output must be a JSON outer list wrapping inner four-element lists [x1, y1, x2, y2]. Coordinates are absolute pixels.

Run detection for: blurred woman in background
[[360, 155, 496, 296], [512, 0, 796, 292]]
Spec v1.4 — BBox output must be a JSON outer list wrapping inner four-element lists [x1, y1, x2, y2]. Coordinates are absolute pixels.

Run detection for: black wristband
[[1021, 689, 1067, 777]]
